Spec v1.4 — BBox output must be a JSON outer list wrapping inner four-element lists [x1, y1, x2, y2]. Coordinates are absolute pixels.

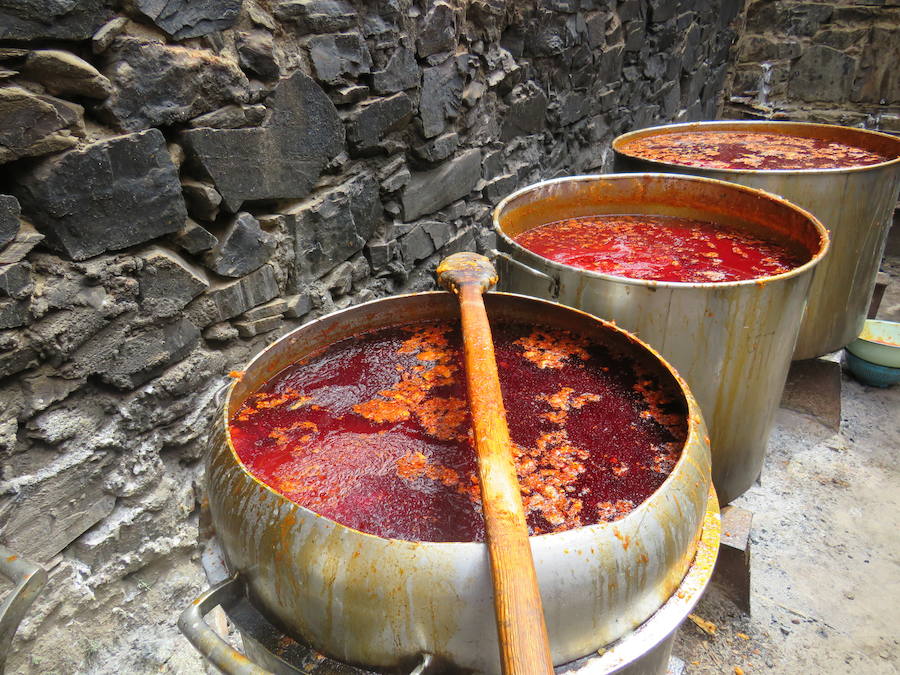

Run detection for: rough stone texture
[[0, 2, 743, 671], [98, 38, 250, 132], [203, 212, 276, 278], [14, 130, 186, 261], [181, 71, 344, 212], [401, 149, 481, 221], [346, 93, 413, 153], [0, 87, 79, 164], [308, 32, 372, 85], [23, 49, 112, 99], [134, 0, 242, 40], [0, 0, 112, 41], [288, 173, 380, 282], [725, 0, 899, 125], [372, 47, 419, 94], [0, 195, 21, 250]]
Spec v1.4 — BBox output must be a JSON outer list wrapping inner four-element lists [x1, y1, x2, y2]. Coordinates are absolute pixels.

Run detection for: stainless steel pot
[[200, 291, 714, 674], [492, 173, 829, 504], [612, 120, 900, 359]]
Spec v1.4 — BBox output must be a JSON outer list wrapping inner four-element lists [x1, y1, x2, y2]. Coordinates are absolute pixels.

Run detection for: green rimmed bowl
[[846, 319, 900, 368]]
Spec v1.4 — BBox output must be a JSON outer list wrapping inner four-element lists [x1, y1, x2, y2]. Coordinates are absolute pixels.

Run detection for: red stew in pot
[[513, 214, 805, 283], [618, 130, 890, 170], [229, 321, 687, 543]]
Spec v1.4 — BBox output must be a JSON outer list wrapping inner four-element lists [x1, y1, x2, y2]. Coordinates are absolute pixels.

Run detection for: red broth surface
[[513, 215, 804, 283], [619, 130, 891, 170], [229, 321, 687, 542]]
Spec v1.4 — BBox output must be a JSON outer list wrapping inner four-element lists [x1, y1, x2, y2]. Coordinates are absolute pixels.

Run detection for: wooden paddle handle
[[437, 253, 554, 675]]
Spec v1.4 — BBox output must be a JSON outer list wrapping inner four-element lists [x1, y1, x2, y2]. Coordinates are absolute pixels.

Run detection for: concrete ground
[[675, 225, 900, 674]]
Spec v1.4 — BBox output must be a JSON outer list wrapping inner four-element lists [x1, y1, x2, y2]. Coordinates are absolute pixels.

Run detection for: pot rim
[[220, 290, 710, 551], [492, 172, 830, 291], [612, 120, 900, 175]]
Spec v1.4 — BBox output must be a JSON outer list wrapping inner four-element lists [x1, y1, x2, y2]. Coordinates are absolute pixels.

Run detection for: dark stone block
[[372, 47, 419, 94], [0, 0, 112, 41], [101, 317, 200, 389], [0, 195, 21, 250], [138, 246, 208, 318], [501, 82, 548, 141], [288, 172, 381, 282], [181, 180, 222, 221], [22, 50, 112, 99], [417, 2, 456, 58], [308, 32, 372, 85], [98, 37, 250, 132], [182, 71, 345, 212], [401, 149, 481, 221], [399, 224, 435, 264], [483, 173, 517, 205], [0, 87, 79, 164], [189, 104, 267, 129], [0, 261, 32, 299], [171, 219, 218, 255], [0, 297, 29, 329], [413, 132, 460, 165], [203, 212, 276, 278], [185, 264, 279, 327], [420, 59, 464, 138], [134, 0, 242, 40], [237, 30, 280, 81], [15, 129, 187, 261], [274, 0, 357, 33], [346, 93, 413, 153], [789, 45, 856, 103]]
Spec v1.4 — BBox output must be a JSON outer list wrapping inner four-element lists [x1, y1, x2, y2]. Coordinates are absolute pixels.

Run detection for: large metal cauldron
[[202, 291, 714, 674], [492, 174, 829, 504], [613, 121, 900, 359]]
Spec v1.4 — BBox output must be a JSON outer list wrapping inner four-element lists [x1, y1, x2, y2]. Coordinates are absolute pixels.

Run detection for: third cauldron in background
[[493, 173, 829, 504], [613, 120, 900, 360]]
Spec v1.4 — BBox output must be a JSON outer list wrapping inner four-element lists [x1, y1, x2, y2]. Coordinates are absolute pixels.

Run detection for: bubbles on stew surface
[[513, 214, 805, 283], [229, 321, 687, 542]]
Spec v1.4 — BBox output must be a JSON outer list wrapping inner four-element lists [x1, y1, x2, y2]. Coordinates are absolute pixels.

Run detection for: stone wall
[[724, 0, 900, 130], [0, 0, 739, 670]]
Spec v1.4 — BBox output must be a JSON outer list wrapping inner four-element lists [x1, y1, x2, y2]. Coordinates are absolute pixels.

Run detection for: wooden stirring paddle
[[437, 252, 554, 675]]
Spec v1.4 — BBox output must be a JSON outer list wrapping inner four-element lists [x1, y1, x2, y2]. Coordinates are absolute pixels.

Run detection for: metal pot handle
[[489, 250, 559, 298], [0, 544, 48, 673], [179, 577, 434, 675]]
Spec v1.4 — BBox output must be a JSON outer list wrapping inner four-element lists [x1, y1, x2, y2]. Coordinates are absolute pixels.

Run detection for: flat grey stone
[[181, 179, 222, 221], [234, 315, 281, 338], [185, 264, 279, 327], [371, 47, 418, 94], [92, 16, 128, 54], [283, 292, 314, 318], [417, 2, 456, 58], [134, 0, 242, 40], [14, 129, 186, 261], [413, 132, 459, 164], [241, 299, 287, 321], [308, 32, 372, 85], [98, 37, 250, 132], [346, 93, 413, 153], [0, 87, 79, 164], [202, 212, 276, 278], [137, 246, 209, 318], [401, 148, 481, 221], [23, 50, 112, 99], [789, 44, 856, 103], [274, 0, 357, 33], [0, 0, 112, 41], [0, 222, 44, 265], [0, 262, 33, 299], [171, 218, 218, 255], [420, 59, 463, 138], [0, 194, 21, 250], [287, 172, 380, 282], [501, 81, 548, 141], [237, 30, 279, 81], [101, 317, 201, 389], [181, 71, 344, 212], [189, 104, 267, 129]]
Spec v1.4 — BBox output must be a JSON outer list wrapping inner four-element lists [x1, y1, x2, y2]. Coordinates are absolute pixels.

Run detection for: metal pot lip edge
[[492, 172, 830, 290], [216, 290, 711, 552], [611, 119, 900, 175]]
